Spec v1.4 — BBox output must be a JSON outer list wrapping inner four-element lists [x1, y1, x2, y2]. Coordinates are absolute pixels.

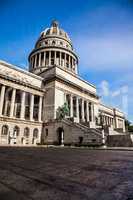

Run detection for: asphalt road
[[0, 147, 133, 200]]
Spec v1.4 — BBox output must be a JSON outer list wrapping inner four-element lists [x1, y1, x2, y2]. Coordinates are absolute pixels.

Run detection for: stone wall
[[107, 134, 133, 147], [42, 120, 102, 146]]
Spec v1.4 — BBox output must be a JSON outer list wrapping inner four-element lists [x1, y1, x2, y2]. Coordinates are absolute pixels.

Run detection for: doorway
[[57, 127, 64, 145]]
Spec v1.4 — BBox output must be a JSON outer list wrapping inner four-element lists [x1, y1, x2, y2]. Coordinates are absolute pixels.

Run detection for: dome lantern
[[51, 20, 59, 27]]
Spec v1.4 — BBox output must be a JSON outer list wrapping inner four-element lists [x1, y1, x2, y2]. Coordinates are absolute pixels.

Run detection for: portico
[[65, 93, 95, 123], [0, 84, 43, 122]]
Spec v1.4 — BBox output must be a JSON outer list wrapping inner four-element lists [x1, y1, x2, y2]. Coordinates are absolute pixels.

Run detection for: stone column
[[64, 53, 66, 67], [104, 116, 106, 125], [60, 52, 62, 66], [34, 55, 37, 68], [86, 101, 89, 122], [105, 116, 106, 125], [43, 52, 46, 66], [109, 117, 111, 125], [108, 117, 109, 125], [0, 85, 5, 116], [70, 94, 73, 118], [75, 61, 78, 74], [76, 96, 79, 121], [49, 51, 51, 66], [10, 88, 16, 118], [123, 119, 126, 132], [39, 53, 41, 67], [69, 55, 71, 69], [106, 116, 108, 125], [4, 101, 8, 116], [38, 96, 43, 122], [54, 51, 56, 65], [20, 91, 25, 120], [30, 94, 34, 121], [81, 99, 85, 122], [91, 103, 94, 122], [64, 93, 67, 103], [72, 58, 74, 70]]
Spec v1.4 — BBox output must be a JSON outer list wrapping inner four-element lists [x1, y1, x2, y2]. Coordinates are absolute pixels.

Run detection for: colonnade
[[65, 93, 95, 122], [30, 51, 77, 72], [101, 115, 114, 126], [0, 85, 43, 122]]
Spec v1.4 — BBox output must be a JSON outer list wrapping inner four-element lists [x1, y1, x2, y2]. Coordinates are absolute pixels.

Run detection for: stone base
[[89, 122, 96, 128]]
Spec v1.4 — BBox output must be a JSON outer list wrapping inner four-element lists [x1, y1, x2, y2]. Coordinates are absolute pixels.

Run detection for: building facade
[[0, 21, 126, 146]]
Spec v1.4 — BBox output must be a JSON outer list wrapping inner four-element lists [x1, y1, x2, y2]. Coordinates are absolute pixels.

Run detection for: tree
[[125, 119, 133, 132], [56, 103, 69, 120]]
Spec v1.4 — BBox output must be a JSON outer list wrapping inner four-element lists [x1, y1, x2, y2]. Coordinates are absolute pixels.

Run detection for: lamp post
[[61, 128, 64, 147], [99, 112, 106, 148]]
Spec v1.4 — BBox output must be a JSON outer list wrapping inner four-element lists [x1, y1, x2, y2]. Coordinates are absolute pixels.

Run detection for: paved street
[[0, 147, 133, 200]]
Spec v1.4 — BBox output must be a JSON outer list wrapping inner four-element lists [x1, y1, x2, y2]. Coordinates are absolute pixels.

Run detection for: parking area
[[0, 147, 133, 200]]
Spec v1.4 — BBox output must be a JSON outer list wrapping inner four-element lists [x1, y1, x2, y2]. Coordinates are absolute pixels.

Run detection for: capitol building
[[0, 21, 126, 146]]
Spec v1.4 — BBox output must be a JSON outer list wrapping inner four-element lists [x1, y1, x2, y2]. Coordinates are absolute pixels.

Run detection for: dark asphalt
[[0, 147, 133, 200]]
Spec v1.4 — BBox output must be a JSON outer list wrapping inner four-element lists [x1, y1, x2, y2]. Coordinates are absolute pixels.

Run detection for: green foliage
[[129, 125, 133, 132], [56, 102, 69, 120], [125, 119, 133, 132]]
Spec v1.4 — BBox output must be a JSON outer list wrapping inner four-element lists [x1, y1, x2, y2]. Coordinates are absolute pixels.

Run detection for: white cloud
[[74, 35, 133, 71], [98, 80, 131, 120], [111, 90, 121, 97], [98, 80, 109, 97]]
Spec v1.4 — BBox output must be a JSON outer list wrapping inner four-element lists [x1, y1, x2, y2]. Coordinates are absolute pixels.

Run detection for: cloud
[[98, 79, 131, 120], [99, 80, 109, 97], [112, 90, 121, 97], [111, 86, 128, 97], [74, 34, 133, 71], [72, 2, 133, 72]]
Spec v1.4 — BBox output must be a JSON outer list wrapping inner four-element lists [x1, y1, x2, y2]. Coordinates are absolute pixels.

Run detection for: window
[[24, 127, 30, 138], [51, 59, 54, 65], [79, 136, 83, 144], [1, 125, 8, 136], [60, 42, 63, 46], [45, 41, 48, 45], [92, 139, 96, 143], [46, 129, 48, 137], [52, 40, 56, 45], [13, 126, 20, 136], [33, 129, 38, 138]]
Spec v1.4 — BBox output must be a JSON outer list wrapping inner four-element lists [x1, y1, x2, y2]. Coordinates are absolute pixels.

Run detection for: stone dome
[[29, 20, 78, 75], [40, 20, 71, 43]]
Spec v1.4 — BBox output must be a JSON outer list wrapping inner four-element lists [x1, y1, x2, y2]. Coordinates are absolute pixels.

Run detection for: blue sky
[[0, 0, 133, 122]]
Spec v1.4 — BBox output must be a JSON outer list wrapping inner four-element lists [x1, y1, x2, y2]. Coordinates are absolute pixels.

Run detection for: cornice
[[43, 74, 99, 99], [0, 73, 45, 93], [28, 46, 78, 61]]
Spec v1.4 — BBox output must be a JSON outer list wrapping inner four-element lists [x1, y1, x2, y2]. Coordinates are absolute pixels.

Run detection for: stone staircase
[[63, 119, 103, 146]]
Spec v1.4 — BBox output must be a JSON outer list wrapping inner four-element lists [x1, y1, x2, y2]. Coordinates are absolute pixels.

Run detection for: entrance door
[[57, 127, 64, 145]]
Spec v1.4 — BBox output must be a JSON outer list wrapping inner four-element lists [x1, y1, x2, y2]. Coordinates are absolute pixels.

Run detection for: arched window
[[52, 40, 56, 45], [60, 42, 63, 46], [45, 41, 48, 45], [24, 127, 30, 138], [1, 125, 8, 136], [13, 126, 20, 136], [33, 129, 38, 138]]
